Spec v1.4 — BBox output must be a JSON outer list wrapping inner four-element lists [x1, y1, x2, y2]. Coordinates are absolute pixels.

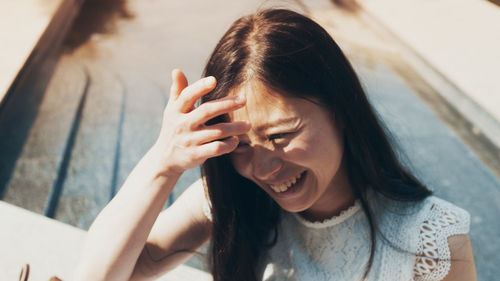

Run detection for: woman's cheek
[[230, 152, 253, 178], [282, 138, 313, 160]]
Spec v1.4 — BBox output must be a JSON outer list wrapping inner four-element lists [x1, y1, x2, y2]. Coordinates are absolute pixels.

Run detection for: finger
[[197, 136, 239, 158], [188, 95, 246, 127], [170, 69, 188, 99], [191, 121, 251, 145], [178, 76, 217, 113]]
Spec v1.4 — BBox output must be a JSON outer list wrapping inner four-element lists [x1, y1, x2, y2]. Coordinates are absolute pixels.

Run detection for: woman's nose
[[252, 146, 282, 180]]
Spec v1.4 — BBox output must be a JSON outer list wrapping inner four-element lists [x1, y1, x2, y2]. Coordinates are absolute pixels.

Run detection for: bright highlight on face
[[228, 82, 353, 221]]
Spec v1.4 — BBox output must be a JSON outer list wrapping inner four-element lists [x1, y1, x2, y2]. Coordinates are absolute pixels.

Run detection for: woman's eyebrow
[[254, 117, 301, 132]]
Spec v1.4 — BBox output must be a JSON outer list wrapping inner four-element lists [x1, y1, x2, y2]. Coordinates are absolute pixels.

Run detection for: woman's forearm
[[72, 69, 248, 280], [73, 145, 181, 281]]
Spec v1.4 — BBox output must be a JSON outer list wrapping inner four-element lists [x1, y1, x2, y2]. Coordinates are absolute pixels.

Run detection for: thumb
[[170, 69, 188, 99]]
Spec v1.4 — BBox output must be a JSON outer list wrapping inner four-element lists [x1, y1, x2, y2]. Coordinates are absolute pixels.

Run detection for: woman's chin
[[278, 203, 310, 214]]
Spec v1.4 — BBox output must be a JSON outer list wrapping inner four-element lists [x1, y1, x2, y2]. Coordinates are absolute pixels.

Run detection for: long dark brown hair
[[201, 9, 431, 281]]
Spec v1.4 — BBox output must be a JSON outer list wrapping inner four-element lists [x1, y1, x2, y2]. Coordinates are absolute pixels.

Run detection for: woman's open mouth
[[269, 171, 307, 196]]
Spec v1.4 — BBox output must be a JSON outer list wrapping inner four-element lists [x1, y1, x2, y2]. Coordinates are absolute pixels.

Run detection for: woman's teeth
[[270, 172, 303, 193]]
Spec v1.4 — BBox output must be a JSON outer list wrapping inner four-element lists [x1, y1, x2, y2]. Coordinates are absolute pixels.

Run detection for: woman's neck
[[299, 160, 355, 222]]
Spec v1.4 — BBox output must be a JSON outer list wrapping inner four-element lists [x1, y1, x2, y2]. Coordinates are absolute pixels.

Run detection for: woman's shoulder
[[413, 197, 473, 280], [377, 194, 471, 244], [411, 195, 471, 238], [376, 195, 472, 281], [374, 194, 470, 230], [424, 195, 469, 213]]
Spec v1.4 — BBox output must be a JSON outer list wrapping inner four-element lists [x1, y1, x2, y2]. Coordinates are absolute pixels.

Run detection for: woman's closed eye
[[233, 131, 296, 153], [269, 132, 295, 145]]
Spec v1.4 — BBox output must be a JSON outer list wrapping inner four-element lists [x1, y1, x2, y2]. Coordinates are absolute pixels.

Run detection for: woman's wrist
[[144, 143, 185, 180]]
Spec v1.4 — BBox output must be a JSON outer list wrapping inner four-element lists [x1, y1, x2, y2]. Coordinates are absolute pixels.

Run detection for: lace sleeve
[[413, 198, 470, 281]]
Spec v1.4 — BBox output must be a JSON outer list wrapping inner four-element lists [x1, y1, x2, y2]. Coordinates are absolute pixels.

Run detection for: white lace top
[[203, 194, 470, 281]]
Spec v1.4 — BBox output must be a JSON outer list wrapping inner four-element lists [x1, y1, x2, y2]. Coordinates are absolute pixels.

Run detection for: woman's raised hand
[[153, 69, 250, 176]]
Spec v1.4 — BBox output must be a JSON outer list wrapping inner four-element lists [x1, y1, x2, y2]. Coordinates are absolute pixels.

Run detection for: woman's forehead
[[227, 82, 317, 131], [229, 83, 297, 121]]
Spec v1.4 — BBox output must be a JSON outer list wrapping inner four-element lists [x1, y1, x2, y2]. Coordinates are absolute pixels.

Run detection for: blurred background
[[0, 0, 499, 280]]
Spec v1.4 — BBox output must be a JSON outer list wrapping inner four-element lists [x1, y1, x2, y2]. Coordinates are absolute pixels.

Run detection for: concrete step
[[2, 56, 88, 214], [0, 201, 212, 280], [0, 0, 83, 107], [53, 61, 125, 229]]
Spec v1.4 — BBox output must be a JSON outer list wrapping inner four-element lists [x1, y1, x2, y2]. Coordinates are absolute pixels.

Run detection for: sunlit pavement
[[0, 0, 498, 279], [358, 0, 500, 150]]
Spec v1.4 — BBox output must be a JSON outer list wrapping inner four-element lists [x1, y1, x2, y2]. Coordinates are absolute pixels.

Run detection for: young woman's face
[[229, 82, 353, 219]]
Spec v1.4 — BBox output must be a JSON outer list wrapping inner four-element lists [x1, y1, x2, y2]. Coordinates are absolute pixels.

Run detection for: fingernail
[[205, 76, 215, 85], [234, 95, 246, 105]]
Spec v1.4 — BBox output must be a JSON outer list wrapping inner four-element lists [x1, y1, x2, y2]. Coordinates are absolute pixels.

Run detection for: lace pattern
[[263, 196, 469, 281], [201, 192, 470, 281], [293, 200, 361, 229], [413, 198, 470, 280]]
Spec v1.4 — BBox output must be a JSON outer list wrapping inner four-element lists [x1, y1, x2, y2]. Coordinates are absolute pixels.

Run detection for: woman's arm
[[442, 234, 477, 281], [72, 70, 248, 281], [73, 146, 181, 281], [130, 178, 211, 280]]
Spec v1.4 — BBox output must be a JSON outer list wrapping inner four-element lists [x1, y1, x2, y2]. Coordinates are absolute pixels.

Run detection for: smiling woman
[[228, 82, 351, 219], [200, 8, 477, 281], [73, 8, 477, 281]]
